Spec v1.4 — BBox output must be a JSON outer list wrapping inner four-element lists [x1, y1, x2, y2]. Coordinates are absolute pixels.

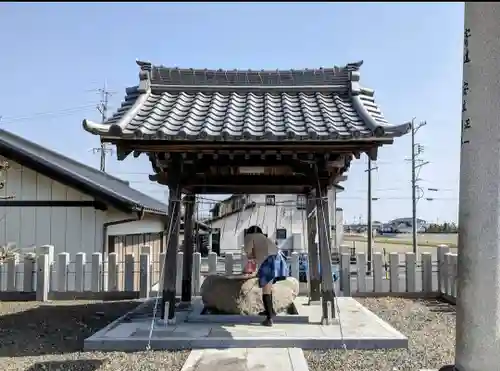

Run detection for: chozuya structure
[[82, 60, 409, 323]]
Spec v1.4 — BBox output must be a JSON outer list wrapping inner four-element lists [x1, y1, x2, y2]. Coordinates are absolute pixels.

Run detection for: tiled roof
[[83, 60, 410, 141]]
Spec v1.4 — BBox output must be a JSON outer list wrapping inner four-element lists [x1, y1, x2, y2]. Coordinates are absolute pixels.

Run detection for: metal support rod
[[306, 192, 320, 302]]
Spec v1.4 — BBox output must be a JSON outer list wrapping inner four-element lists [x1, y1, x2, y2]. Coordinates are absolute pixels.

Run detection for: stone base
[[187, 298, 309, 324], [200, 275, 299, 315], [201, 302, 299, 315]]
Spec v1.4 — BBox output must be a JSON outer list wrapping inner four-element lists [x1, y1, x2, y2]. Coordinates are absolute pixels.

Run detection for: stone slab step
[[180, 348, 309, 371]]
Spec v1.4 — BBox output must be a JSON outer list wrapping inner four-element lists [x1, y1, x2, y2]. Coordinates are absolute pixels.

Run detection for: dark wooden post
[[160, 166, 182, 321], [315, 186, 336, 324], [306, 192, 321, 302], [181, 193, 195, 304]]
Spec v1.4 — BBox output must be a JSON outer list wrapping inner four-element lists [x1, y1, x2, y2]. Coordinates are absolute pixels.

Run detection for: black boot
[[261, 293, 274, 326], [259, 293, 276, 316]]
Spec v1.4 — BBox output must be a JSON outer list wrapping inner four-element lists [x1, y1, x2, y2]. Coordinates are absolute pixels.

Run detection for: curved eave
[[349, 72, 411, 138], [351, 93, 410, 137], [83, 87, 151, 137]]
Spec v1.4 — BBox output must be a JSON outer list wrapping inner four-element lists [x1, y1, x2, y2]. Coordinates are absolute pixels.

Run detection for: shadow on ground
[[419, 298, 456, 314], [25, 359, 106, 371], [0, 300, 140, 358]]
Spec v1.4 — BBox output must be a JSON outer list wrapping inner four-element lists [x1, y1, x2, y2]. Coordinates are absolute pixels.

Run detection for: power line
[[0, 104, 96, 125], [338, 197, 458, 201]]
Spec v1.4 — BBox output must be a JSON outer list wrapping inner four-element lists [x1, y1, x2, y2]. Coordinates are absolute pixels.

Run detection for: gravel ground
[[0, 300, 190, 371], [304, 298, 455, 371]]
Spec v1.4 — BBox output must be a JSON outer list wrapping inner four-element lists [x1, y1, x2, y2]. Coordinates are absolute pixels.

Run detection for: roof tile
[[83, 61, 410, 141]]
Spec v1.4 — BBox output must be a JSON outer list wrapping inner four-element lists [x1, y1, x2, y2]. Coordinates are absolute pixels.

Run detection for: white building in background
[[205, 189, 344, 257], [387, 217, 428, 233]]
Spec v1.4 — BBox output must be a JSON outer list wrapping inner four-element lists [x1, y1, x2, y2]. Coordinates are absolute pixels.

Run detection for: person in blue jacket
[[243, 225, 289, 327], [297, 254, 339, 282]]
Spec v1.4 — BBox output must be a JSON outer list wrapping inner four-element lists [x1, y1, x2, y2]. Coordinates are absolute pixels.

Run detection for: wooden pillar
[[181, 193, 195, 303], [315, 186, 336, 324], [160, 169, 182, 321], [306, 192, 321, 302]]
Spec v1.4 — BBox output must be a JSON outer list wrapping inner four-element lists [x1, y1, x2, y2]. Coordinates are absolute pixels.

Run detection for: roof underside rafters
[[146, 151, 352, 195], [82, 60, 411, 154]]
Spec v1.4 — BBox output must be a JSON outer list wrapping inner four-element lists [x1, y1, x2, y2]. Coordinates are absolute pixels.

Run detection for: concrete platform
[[84, 297, 408, 351], [181, 348, 310, 371]]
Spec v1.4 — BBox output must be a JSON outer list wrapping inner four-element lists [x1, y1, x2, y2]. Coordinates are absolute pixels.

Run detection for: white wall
[[106, 212, 165, 236], [209, 194, 308, 254], [0, 157, 165, 257], [209, 190, 342, 255], [0, 158, 106, 256]]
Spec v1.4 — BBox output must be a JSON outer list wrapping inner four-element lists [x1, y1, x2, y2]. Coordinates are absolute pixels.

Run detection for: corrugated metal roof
[[0, 128, 168, 215], [82, 60, 410, 141]]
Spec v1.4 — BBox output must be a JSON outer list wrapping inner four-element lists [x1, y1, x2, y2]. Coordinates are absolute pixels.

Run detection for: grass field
[[344, 233, 458, 248], [341, 233, 458, 260]]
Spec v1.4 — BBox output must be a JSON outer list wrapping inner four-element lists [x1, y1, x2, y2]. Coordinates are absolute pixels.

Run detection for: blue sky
[[0, 2, 464, 223]]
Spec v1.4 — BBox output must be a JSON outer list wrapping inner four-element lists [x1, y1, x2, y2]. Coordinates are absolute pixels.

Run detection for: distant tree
[[424, 222, 458, 233], [0, 159, 7, 191], [0, 160, 20, 262]]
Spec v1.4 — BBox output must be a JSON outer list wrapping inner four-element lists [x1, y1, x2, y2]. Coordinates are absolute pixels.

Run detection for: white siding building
[[0, 128, 171, 258], [206, 190, 344, 256]]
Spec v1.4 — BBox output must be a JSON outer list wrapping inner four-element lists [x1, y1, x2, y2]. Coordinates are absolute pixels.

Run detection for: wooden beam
[[181, 174, 325, 187], [181, 193, 195, 304], [187, 185, 313, 195], [110, 140, 394, 155], [161, 158, 182, 322], [315, 184, 336, 324]]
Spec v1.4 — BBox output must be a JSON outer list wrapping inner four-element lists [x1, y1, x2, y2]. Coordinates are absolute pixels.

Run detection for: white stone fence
[[0, 245, 457, 302], [338, 245, 457, 300]]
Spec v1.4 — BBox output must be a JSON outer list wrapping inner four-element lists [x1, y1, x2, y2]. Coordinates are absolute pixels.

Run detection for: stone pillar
[[208, 231, 213, 252], [315, 186, 335, 323], [440, 3, 500, 370], [181, 193, 195, 304], [306, 193, 320, 302], [161, 169, 182, 322], [327, 187, 336, 249], [335, 207, 344, 248]]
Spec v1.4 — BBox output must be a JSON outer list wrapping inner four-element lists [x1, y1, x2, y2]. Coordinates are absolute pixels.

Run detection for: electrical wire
[[0, 104, 97, 125]]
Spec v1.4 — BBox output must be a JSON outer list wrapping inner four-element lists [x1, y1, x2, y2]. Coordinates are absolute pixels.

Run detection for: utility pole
[[365, 157, 378, 274], [91, 81, 114, 172], [410, 118, 429, 254]]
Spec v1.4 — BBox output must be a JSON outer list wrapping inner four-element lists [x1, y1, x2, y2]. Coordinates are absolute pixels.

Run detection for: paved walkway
[[180, 348, 309, 371]]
